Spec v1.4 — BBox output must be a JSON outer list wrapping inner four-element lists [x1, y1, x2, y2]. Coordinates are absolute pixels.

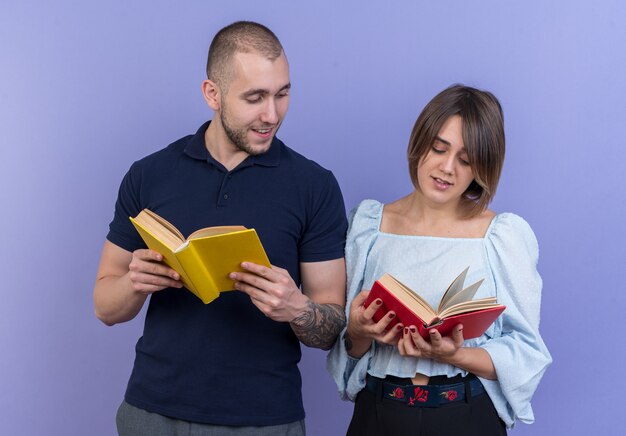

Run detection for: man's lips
[[251, 127, 274, 135]]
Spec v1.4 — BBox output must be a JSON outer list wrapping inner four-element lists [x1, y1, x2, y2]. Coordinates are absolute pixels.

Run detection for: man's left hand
[[230, 262, 308, 322]]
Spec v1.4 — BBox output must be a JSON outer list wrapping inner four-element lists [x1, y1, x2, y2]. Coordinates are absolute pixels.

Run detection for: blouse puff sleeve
[[326, 199, 381, 401], [481, 213, 552, 428]]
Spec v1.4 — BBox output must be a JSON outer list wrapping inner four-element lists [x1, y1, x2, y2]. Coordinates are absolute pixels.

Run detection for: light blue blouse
[[327, 199, 552, 428]]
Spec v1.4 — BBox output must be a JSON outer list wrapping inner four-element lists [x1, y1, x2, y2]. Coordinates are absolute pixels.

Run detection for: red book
[[364, 268, 505, 340]]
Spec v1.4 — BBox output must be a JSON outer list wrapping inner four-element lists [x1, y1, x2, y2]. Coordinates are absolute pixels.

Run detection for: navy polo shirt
[[107, 121, 347, 426]]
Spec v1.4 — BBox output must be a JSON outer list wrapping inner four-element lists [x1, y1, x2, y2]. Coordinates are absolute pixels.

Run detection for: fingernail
[[396, 324, 403, 330], [404, 327, 409, 334], [229, 273, 237, 279], [233, 282, 240, 289], [241, 262, 249, 268], [375, 299, 383, 306], [429, 329, 436, 335], [409, 327, 417, 333], [388, 313, 395, 319]]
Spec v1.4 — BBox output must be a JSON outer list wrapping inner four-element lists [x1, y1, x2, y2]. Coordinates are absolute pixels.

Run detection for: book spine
[[176, 246, 220, 304]]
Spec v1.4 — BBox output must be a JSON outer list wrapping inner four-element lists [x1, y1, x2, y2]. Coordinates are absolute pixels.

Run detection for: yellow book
[[129, 209, 271, 304]]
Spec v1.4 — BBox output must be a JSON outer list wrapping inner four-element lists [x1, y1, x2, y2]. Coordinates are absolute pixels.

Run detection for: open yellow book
[[130, 209, 271, 304]]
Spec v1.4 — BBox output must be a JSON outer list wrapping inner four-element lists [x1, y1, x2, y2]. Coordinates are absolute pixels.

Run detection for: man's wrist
[[288, 292, 312, 324]]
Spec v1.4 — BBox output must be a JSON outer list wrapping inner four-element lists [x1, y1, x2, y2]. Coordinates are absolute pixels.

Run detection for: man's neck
[[204, 120, 250, 171]]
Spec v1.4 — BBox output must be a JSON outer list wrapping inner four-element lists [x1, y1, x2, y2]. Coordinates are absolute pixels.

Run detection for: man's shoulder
[[130, 133, 194, 170], [275, 138, 333, 177]]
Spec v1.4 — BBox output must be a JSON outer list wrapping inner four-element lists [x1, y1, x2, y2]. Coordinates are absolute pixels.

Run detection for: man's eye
[[277, 92, 289, 98], [246, 96, 262, 103]]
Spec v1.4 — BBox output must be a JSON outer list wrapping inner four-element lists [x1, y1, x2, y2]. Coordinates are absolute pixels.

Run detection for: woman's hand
[[397, 324, 465, 363], [344, 290, 404, 358]]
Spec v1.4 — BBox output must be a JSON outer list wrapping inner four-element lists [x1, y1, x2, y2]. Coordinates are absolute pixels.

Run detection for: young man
[[94, 21, 347, 435]]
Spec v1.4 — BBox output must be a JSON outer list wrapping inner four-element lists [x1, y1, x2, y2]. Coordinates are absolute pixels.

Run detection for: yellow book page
[[129, 217, 197, 293], [133, 210, 185, 250], [186, 228, 271, 298], [188, 225, 247, 240]]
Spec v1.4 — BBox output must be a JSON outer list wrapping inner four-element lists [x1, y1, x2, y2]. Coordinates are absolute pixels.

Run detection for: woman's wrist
[[344, 328, 372, 358]]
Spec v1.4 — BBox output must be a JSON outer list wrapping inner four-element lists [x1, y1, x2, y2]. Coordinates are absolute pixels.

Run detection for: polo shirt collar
[[184, 120, 281, 168]]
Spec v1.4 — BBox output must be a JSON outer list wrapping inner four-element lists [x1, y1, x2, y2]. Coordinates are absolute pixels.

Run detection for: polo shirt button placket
[[217, 172, 232, 207]]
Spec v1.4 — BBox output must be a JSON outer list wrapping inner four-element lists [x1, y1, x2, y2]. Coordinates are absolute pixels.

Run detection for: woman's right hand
[[344, 290, 404, 357]]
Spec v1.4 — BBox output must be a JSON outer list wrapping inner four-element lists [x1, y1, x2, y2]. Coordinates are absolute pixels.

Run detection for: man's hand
[[230, 260, 346, 350], [128, 249, 183, 295], [94, 241, 182, 326], [229, 262, 308, 322]]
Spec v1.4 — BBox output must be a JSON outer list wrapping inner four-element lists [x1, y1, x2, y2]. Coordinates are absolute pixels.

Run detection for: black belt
[[366, 375, 485, 408]]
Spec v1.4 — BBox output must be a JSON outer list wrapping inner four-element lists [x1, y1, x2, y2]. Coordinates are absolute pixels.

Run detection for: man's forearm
[[290, 301, 345, 350], [94, 275, 147, 326]]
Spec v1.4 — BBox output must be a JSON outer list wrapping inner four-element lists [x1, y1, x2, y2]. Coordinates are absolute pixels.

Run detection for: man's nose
[[260, 99, 278, 124]]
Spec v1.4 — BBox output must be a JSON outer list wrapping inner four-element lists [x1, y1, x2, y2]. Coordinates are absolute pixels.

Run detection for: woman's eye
[[431, 146, 445, 154]]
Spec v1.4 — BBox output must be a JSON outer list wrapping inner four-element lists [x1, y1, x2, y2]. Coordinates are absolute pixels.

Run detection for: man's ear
[[202, 79, 221, 111]]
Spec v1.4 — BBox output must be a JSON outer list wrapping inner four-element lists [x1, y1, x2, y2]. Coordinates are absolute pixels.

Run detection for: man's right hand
[[128, 249, 183, 295], [94, 241, 182, 325]]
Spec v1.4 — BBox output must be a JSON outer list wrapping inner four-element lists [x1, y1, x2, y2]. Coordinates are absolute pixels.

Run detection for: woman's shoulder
[[487, 212, 535, 235], [345, 199, 384, 245], [349, 199, 383, 226], [485, 212, 539, 254]]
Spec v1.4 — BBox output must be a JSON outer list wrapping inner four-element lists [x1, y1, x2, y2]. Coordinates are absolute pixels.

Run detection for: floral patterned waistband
[[366, 375, 485, 408]]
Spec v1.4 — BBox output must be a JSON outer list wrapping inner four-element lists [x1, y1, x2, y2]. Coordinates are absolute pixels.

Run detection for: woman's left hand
[[397, 324, 465, 363]]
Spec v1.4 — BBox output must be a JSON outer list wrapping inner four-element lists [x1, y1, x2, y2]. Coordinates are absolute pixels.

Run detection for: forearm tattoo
[[291, 301, 346, 350]]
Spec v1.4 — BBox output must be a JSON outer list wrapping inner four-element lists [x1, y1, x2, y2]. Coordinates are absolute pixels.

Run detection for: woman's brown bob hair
[[407, 84, 505, 218]]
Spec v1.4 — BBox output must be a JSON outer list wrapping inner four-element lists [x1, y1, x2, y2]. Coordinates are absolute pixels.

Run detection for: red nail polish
[[409, 327, 416, 333], [375, 299, 383, 306], [404, 327, 409, 334], [388, 313, 395, 319]]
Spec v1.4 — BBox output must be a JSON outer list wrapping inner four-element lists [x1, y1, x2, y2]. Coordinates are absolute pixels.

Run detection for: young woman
[[328, 85, 551, 435]]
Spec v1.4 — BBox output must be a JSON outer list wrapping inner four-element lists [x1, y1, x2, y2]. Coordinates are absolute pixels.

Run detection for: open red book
[[364, 268, 505, 340]]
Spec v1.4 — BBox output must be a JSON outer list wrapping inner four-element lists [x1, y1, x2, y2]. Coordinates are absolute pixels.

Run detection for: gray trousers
[[116, 401, 306, 436]]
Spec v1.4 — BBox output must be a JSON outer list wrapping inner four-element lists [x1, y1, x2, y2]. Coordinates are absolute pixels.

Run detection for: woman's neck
[[381, 192, 493, 238]]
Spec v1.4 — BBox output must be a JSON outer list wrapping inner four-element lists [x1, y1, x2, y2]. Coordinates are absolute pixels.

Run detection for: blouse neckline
[[374, 201, 499, 241]]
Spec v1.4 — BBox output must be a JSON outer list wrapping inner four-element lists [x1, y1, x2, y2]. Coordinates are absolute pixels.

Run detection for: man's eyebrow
[[242, 83, 291, 98], [242, 89, 267, 98]]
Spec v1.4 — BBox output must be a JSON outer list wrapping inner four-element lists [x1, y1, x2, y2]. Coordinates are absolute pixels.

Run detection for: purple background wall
[[2, 1, 624, 435]]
